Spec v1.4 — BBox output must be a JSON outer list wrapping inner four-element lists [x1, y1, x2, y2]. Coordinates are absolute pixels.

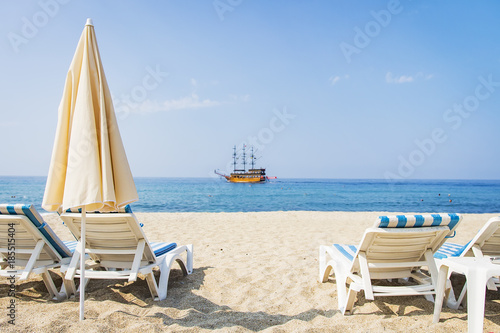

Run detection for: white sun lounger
[[60, 206, 193, 301], [319, 213, 462, 315], [0, 204, 76, 300], [434, 216, 500, 309]]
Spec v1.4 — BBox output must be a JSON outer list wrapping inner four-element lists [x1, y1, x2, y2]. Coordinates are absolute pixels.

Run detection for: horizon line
[[1, 175, 500, 182]]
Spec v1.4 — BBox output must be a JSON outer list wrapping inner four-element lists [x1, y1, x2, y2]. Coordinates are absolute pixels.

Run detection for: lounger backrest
[[0, 204, 72, 265], [60, 211, 156, 268], [375, 214, 461, 246], [467, 216, 500, 257], [354, 214, 462, 279]]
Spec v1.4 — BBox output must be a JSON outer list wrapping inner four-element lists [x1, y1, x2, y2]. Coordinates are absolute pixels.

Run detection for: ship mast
[[232, 145, 237, 173], [242, 145, 246, 172], [250, 147, 255, 169]]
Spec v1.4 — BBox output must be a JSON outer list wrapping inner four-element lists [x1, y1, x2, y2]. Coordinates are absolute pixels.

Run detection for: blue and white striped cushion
[[150, 242, 177, 257], [333, 244, 358, 262], [64, 204, 133, 214], [60, 240, 173, 257], [0, 204, 73, 258], [63, 240, 79, 253], [434, 241, 469, 259], [376, 214, 461, 231], [63, 205, 143, 227]]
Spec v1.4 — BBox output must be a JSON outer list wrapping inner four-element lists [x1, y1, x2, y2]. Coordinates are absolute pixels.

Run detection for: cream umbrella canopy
[[42, 18, 138, 320]]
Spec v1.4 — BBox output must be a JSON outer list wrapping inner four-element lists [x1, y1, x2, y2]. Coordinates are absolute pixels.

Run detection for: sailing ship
[[215, 146, 268, 183]]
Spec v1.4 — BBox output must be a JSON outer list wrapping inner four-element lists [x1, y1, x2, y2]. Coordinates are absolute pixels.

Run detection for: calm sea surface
[[0, 177, 499, 214]]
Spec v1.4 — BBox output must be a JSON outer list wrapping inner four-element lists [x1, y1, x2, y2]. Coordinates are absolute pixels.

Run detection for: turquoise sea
[[1, 176, 499, 214]]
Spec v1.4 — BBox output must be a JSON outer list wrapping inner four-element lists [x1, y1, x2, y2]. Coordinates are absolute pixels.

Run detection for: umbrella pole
[[80, 207, 86, 320]]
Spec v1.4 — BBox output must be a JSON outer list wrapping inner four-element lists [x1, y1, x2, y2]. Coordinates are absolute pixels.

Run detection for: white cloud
[[329, 74, 350, 85], [230, 94, 250, 102], [131, 93, 252, 114], [386, 72, 414, 84], [113, 78, 250, 115], [329, 76, 340, 85], [385, 72, 433, 84], [136, 93, 221, 113], [416, 72, 434, 80]]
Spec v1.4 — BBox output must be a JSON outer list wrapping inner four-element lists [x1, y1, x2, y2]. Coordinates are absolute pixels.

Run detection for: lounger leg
[[128, 240, 146, 282], [174, 245, 190, 276], [343, 284, 359, 315], [326, 260, 348, 313], [358, 253, 373, 300], [186, 244, 193, 275], [433, 265, 449, 323], [40, 269, 59, 300], [60, 274, 77, 298], [436, 263, 461, 309], [145, 269, 160, 301], [59, 278, 76, 298], [75, 277, 90, 293], [424, 250, 437, 303], [425, 250, 439, 287], [444, 279, 459, 309], [319, 245, 332, 283], [318, 246, 350, 313], [144, 245, 193, 301], [454, 281, 468, 309], [157, 256, 172, 301]]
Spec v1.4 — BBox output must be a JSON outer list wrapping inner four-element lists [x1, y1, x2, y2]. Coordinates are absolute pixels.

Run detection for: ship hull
[[226, 174, 266, 183], [216, 168, 267, 183]]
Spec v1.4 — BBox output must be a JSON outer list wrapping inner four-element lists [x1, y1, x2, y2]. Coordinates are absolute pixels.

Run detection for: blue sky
[[1, 0, 499, 179]]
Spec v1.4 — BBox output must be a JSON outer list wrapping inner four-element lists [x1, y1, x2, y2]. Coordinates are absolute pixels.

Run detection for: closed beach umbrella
[[42, 18, 138, 320]]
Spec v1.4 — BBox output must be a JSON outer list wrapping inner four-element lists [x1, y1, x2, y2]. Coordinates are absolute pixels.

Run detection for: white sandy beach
[[1, 211, 500, 332]]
